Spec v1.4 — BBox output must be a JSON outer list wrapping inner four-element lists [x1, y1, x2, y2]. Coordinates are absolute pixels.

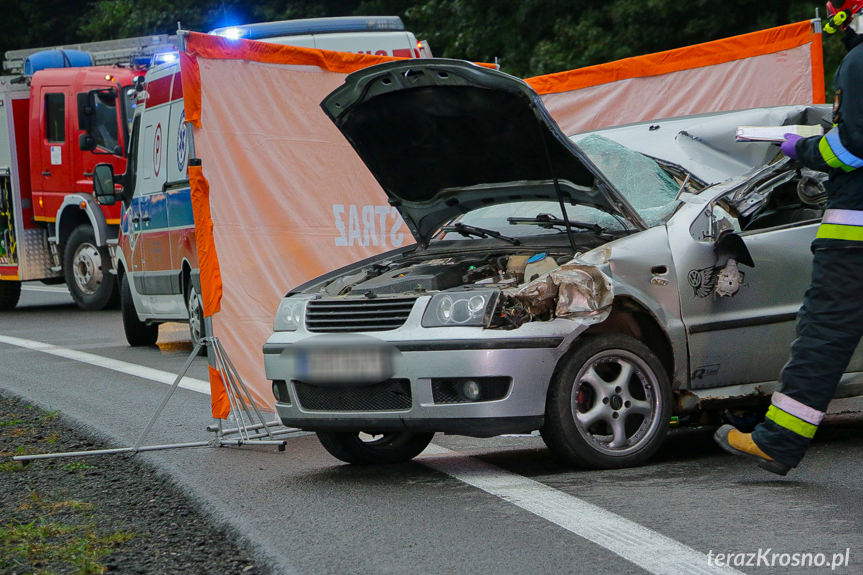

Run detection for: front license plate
[[298, 347, 393, 384]]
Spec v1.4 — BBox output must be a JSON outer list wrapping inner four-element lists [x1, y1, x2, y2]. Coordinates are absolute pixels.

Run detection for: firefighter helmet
[[825, 1, 863, 33], [827, 0, 863, 16]]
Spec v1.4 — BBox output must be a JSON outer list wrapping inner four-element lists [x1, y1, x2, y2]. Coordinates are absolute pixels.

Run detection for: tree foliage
[[0, 1, 846, 91]]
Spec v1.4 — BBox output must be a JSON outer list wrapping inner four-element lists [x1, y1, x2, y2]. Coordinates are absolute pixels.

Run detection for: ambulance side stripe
[[130, 187, 194, 232], [147, 72, 183, 108]]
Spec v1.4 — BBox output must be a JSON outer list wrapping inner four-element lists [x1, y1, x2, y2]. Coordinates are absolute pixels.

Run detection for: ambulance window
[[45, 93, 65, 142], [125, 115, 140, 197], [122, 86, 136, 131]]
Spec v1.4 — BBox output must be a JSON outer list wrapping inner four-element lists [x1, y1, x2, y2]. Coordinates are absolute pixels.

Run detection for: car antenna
[[538, 128, 578, 254]]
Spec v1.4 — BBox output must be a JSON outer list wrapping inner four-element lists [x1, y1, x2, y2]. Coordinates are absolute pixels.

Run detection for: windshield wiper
[[440, 222, 521, 245], [507, 213, 606, 235]]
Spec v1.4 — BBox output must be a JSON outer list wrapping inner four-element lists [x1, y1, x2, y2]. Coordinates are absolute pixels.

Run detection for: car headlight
[[421, 290, 500, 327], [273, 298, 305, 331]]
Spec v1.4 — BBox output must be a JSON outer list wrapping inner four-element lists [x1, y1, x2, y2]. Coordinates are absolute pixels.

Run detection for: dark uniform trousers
[[751, 31, 863, 468], [753, 241, 863, 467]]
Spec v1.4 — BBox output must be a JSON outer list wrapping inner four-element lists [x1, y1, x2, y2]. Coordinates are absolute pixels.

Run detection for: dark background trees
[[0, 1, 844, 89]]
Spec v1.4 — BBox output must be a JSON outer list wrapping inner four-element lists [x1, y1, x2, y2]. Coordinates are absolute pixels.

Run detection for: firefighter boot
[[714, 424, 791, 476]]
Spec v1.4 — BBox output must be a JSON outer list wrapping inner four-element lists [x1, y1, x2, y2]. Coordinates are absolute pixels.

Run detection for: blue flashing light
[[154, 52, 178, 65], [215, 27, 247, 40]]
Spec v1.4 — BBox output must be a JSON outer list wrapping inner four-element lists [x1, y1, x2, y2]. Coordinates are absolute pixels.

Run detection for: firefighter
[[714, 1, 863, 475]]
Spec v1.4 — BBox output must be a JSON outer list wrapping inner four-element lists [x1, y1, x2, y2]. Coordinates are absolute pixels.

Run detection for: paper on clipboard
[[735, 124, 824, 143]]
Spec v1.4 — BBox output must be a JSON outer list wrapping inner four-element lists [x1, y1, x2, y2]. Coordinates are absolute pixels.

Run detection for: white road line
[[0, 334, 210, 395], [419, 445, 746, 575], [0, 333, 742, 574]]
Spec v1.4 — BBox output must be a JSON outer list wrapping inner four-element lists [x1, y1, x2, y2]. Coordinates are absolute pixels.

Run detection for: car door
[[130, 117, 170, 299], [674, 222, 817, 389], [667, 175, 859, 390], [126, 190, 148, 294]]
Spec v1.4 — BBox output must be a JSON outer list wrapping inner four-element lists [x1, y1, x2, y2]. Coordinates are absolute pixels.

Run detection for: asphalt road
[[2, 284, 862, 575]]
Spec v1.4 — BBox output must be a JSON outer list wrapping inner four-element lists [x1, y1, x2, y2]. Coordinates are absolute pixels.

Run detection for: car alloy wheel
[[571, 349, 662, 456], [542, 333, 671, 469]]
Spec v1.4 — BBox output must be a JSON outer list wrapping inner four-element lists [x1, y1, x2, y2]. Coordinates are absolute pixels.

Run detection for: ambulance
[[91, 16, 431, 347]]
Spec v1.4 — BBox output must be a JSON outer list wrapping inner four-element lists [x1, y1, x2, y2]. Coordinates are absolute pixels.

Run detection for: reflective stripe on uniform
[[818, 128, 863, 173], [822, 208, 863, 226], [770, 392, 825, 425], [766, 405, 818, 438], [817, 223, 863, 240], [817, 208, 863, 240]]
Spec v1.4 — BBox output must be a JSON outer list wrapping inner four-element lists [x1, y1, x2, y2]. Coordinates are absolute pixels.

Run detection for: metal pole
[[133, 341, 203, 451], [219, 339, 275, 438], [10, 322, 292, 462], [210, 339, 246, 439], [207, 420, 283, 434], [13, 441, 211, 463]]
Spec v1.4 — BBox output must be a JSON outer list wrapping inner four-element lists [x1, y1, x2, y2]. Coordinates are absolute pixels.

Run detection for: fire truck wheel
[[121, 274, 158, 346], [0, 280, 21, 311], [63, 225, 116, 310]]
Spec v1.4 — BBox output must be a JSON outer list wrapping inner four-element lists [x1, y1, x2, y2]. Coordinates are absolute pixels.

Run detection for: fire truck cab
[[92, 17, 430, 347], [0, 36, 178, 311]]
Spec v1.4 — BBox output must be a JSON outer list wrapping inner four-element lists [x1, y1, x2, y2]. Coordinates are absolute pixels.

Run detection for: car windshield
[[433, 135, 683, 242], [575, 134, 682, 227]]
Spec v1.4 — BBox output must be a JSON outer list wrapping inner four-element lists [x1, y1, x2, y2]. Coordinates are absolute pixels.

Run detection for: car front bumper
[[262, 336, 568, 437]]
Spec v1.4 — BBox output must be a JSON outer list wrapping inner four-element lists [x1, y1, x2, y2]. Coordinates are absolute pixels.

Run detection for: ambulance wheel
[[316, 431, 434, 465], [0, 280, 21, 311], [121, 274, 158, 347], [63, 225, 116, 310], [185, 281, 205, 349]]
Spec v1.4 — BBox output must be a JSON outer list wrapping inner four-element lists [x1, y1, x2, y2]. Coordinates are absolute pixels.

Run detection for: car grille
[[305, 297, 417, 332], [293, 379, 412, 411]]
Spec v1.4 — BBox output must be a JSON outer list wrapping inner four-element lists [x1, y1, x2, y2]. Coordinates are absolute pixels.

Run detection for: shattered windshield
[[576, 134, 681, 227]]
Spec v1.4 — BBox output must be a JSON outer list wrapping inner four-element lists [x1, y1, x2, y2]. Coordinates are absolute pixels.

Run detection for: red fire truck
[[0, 36, 178, 310]]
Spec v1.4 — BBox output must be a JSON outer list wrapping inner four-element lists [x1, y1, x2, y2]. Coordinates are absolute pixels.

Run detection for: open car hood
[[321, 59, 646, 244]]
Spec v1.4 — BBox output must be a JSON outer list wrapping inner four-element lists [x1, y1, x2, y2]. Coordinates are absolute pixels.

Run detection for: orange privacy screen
[[528, 20, 824, 134], [182, 32, 414, 412], [181, 22, 824, 415]]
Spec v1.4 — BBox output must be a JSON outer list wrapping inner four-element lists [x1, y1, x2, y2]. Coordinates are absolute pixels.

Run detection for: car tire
[[316, 431, 434, 465], [185, 281, 205, 350], [121, 273, 158, 347], [0, 280, 21, 311], [541, 333, 671, 469], [63, 225, 116, 310]]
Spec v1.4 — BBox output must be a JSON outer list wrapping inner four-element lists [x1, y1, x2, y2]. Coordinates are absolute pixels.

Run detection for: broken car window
[[576, 134, 681, 227]]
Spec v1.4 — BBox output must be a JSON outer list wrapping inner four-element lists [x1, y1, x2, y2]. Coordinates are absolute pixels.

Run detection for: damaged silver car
[[263, 59, 849, 468]]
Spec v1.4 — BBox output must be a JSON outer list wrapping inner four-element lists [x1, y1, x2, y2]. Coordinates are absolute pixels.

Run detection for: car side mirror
[[714, 229, 754, 268], [93, 163, 120, 206]]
